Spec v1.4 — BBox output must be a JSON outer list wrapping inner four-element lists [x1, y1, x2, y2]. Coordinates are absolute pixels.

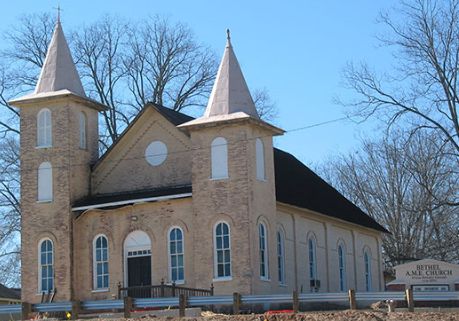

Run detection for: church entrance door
[[127, 255, 151, 286], [124, 230, 152, 295]]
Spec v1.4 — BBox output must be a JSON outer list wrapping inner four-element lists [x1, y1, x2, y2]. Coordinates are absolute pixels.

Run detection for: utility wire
[[16, 115, 352, 174]]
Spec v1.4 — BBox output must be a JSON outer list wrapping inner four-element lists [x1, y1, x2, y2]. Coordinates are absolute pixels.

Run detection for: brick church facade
[[11, 20, 387, 303]]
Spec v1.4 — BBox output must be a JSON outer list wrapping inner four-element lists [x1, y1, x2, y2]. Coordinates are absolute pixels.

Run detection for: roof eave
[[179, 115, 284, 135], [9, 92, 107, 111]]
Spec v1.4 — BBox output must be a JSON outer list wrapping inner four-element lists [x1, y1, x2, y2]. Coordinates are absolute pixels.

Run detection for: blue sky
[[1, 1, 400, 165]]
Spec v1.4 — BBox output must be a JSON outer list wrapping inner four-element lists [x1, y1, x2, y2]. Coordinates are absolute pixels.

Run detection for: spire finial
[[54, 4, 62, 23], [226, 29, 231, 47]]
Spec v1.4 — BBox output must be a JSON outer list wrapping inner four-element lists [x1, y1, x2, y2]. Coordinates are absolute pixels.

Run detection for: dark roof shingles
[[273, 148, 387, 233], [0, 284, 20, 300]]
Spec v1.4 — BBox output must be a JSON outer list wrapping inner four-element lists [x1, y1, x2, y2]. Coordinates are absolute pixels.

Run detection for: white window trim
[[259, 223, 269, 280], [213, 221, 232, 279], [38, 238, 54, 294], [364, 251, 372, 292], [167, 226, 185, 283], [210, 137, 229, 180], [277, 230, 286, 285], [255, 138, 266, 181], [37, 108, 52, 148], [79, 111, 87, 150], [338, 244, 347, 292], [93, 234, 109, 290], [37, 162, 53, 202], [308, 237, 318, 281]]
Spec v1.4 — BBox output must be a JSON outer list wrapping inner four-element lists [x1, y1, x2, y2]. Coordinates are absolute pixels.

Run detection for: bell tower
[[179, 31, 283, 294], [10, 19, 106, 302]]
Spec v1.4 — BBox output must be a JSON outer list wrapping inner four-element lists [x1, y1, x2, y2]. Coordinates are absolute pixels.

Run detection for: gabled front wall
[[91, 107, 192, 195]]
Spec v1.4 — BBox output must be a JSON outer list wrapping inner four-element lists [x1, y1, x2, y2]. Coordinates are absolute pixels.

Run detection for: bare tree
[[124, 17, 217, 113], [252, 87, 278, 122], [341, 0, 459, 159], [320, 130, 459, 266], [0, 138, 20, 287], [72, 16, 132, 148]]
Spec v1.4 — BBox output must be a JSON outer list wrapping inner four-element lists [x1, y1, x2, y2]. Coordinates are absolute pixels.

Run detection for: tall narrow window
[[79, 112, 87, 149], [93, 235, 109, 289], [364, 251, 372, 291], [38, 162, 53, 202], [211, 137, 228, 179], [39, 239, 53, 293], [255, 138, 265, 180], [169, 227, 184, 282], [308, 237, 317, 284], [338, 244, 346, 291], [37, 109, 52, 147], [214, 222, 231, 278], [277, 230, 285, 284], [259, 223, 269, 279]]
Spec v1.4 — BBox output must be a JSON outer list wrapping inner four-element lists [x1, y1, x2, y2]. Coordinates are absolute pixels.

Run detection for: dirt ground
[[83, 310, 459, 321]]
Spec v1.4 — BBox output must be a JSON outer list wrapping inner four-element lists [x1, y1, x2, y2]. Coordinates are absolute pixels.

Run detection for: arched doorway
[[124, 230, 152, 287]]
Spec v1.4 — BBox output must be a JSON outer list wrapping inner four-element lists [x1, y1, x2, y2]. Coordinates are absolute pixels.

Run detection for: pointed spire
[[35, 18, 86, 97], [203, 30, 259, 119]]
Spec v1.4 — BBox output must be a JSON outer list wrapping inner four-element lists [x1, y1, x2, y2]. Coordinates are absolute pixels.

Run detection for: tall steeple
[[203, 29, 259, 119], [34, 19, 86, 97]]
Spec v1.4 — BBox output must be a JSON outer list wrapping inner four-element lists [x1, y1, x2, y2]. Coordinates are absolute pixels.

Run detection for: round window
[[145, 141, 168, 166]]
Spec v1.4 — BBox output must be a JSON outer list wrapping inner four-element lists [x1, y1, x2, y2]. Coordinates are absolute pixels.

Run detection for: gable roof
[[0, 284, 20, 300], [91, 105, 387, 233], [273, 148, 387, 233]]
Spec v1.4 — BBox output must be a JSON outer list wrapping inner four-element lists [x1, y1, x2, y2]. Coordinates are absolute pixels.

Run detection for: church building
[[10, 20, 388, 303]]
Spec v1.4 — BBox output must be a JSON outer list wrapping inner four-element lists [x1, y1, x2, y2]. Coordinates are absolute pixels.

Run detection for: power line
[[15, 115, 352, 174]]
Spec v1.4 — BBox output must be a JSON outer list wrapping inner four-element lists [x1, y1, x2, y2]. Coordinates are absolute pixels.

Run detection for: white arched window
[[79, 112, 87, 149], [338, 244, 346, 291], [93, 235, 109, 289], [38, 162, 53, 202], [364, 250, 372, 291], [259, 223, 269, 279], [169, 227, 184, 282], [277, 229, 285, 285], [37, 109, 52, 147], [39, 239, 54, 293], [308, 237, 317, 285], [211, 137, 228, 179], [214, 222, 231, 278], [255, 138, 265, 180]]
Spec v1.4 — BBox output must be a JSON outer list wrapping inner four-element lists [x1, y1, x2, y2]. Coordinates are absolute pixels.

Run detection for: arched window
[[308, 237, 317, 285], [38, 162, 53, 202], [364, 250, 372, 291], [93, 235, 109, 289], [338, 244, 346, 291], [37, 109, 52, 147], [277, 229, 285, 284], [79, 112, 87, 149], [259, 223, 269, 279], [169, 227, 184, 282], [255, 138, 265, 180], [39, 239, 53, 293], [214, 222, 231, 278], [211, 137, 228, 179]]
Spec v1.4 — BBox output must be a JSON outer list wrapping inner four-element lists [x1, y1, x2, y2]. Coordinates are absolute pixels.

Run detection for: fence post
[[292, 290, 299, 313], [179, 294, 187, 317], [71, 301, 80, 320], [348, 289, 357, 310], [233, 292, 241, 315], [210, 283, 214, 296], [405, 288, 414, 312], [21, 302, 32, 321], [172, 281, 176, 297], [117, 282, 121, 299], [161, 279, 165, 297], [124, 296, 133, 318]]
